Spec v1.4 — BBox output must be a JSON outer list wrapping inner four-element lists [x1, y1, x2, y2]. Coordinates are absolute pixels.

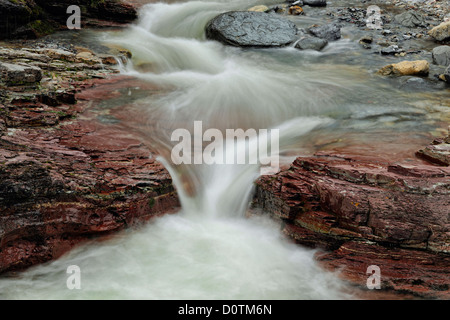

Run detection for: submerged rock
[[205, 11, 298, 47], [377, 60, 429, 77], [307, 23, 341, 41], [432, 45, 450, 66]]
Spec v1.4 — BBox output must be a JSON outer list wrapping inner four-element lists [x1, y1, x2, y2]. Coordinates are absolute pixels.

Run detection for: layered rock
[[0, 42, 179, 273], [252, 152, 450, 298]]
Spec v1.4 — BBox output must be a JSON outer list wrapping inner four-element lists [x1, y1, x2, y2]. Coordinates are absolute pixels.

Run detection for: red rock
[[0, 75, 179, 274], [253, 152, 450, 298]]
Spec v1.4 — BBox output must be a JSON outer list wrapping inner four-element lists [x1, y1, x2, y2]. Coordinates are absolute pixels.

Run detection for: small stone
[[295, 37, 328, 51], [432, 45, 450, 66], [381, 45, 403, 55], [377, 60, 429, 77], [288, 5, 304, 15], [428, 21, 450, 41], [359, 36, 373, 44], [248, 5, 269, 12], [303, 0, 327, 7]]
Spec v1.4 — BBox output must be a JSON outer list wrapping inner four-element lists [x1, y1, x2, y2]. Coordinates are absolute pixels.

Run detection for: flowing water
[[0, 0, 449, 299]]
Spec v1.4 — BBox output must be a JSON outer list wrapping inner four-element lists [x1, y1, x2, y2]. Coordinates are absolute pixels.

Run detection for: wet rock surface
[[0, 39, 178, 273], [0, 0, 137, 39], [205, 11, 299, 47], [253, 150, 450, 298]]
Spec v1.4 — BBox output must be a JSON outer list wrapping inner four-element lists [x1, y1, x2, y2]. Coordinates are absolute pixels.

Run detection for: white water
[[0, 0, 367, 299]]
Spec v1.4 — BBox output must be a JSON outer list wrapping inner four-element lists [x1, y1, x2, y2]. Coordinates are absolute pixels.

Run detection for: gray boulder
[[394, 11, 427, 28], [432, 45, 450, 66], [295, 37, 328, 51], [205, 11, 298, 47], [307, 23, 341, 41]]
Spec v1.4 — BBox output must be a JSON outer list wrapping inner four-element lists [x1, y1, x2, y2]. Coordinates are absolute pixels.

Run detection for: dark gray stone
[[303, 0, 327, 7], [295, 37, 328, 51], [432, 45, 450, 66], [205, 11, 298, 47], [394, 11, 427, 28], [307, 23, 341, 41]]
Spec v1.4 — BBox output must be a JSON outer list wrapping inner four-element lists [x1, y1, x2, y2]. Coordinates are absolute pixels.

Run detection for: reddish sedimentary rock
[[253, 152, 450, 298], [0, 75, 178, 273]]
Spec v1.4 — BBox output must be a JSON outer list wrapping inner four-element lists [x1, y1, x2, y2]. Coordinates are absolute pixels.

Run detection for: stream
[[0, 0, 448, 299]]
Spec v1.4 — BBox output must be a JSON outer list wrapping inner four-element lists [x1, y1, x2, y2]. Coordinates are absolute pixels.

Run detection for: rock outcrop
[[0, 43, 179, 273], [252, 151, 450, 298], [205, 11, 298, 47], [0, 0, 137, 39]]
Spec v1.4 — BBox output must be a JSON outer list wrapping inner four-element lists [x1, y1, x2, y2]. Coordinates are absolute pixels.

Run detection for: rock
[[205, 11, 298, 48], [0, 0, 138, 40], [253, 153, 450, 298], [377, 60, 429, 77], [248, 5, 269, 12], [416, 132, 450, 166], [394, 11, 427, 28], [444, 65, 450, 83], [295, 36, 328, 51], [0, 62, 42, 85], [307, 23, 341, 41], [75, 52, 103, 65], [359, 36, 373, 44], [303, 0, 327, 7], [428, 20, 450, 41], [432, 45, 450, 66], [0, 76, 179, 274], [380, 45, 404, 55], [37, 48, 76, 62], [288, 5, 303, 15]]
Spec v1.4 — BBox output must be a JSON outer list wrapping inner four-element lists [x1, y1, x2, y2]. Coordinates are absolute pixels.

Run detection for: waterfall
[[0, 0, 362, 299]]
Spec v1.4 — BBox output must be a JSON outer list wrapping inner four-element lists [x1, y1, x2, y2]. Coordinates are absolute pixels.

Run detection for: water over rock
[[205, 11, 298, 48]]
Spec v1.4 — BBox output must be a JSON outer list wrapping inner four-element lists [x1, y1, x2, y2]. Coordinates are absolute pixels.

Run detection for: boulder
[[394, 11, 427, 28], [377, 60, 429, 77], [428, 20, 450, 41], [432, 45, 450, 66], [295, 36, 328, 51], [205, 11, 298, 47], [307, 23, 341, 41], [0, 62, 42, 85]]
